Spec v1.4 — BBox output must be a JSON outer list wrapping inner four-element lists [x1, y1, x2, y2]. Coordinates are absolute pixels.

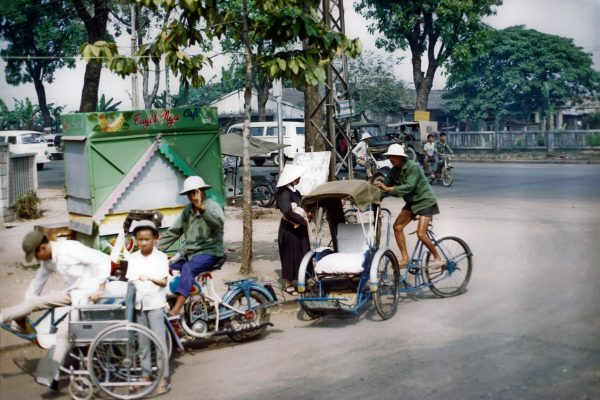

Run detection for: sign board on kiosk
[[60, 107, 223, 249], [292, 151, 331, 196], [414, 110, 430, 122]]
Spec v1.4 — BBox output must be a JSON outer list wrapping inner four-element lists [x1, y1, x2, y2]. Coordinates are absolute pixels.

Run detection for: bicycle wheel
[[87, 322, 167, 400], [373, 250, 400, 320], [226, 290, 271, 342], [252, 183, 275, 207], [425, 236, 472, 298], [442, 167, 454, 187]]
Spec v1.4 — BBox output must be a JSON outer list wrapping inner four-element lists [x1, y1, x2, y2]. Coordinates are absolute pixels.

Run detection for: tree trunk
[[74, 0, 109, 113], [31, 67, 52, 127], [143, 58, 161, 109], [257, 78, 272, 122], [304, 84, 325, 151], [240, 0, 253, 275]]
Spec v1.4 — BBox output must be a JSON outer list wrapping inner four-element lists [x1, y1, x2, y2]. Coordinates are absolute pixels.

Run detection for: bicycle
[[224, 167, 279, 208], [399, 218, 472, 297], [429, 155, 454, 187]]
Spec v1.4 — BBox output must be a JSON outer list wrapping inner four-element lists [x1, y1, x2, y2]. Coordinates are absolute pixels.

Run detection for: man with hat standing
[[374, 144, 445, 270], [352, 130, 373, 173], [158, 175, 225, 317], [276, 164, 310, 294], [0, 230, 110, 388]]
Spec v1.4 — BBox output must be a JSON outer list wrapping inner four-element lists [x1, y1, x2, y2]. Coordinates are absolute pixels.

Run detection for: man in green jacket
[[374, 144, 444, 270], [158, 176, 225, 317]]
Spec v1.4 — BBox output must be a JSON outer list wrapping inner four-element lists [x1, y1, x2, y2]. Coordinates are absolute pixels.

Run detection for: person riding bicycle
[[373, 144, 445, 270], [352, 131, 373, 177], [422, 133, 435, 178], [433, 132, 453, 175], [157, 176, 225, 318], [0, 231, 110, 390]]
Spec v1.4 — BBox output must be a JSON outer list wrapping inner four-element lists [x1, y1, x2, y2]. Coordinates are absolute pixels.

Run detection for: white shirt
[[424, 142, 435, 157], [352, 140, 368, 159], [25, 240, 111, 303], [126, 249, 169, 311]]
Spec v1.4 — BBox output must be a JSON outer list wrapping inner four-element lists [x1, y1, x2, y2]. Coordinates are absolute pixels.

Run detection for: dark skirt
[[278, 219, 310, 282]]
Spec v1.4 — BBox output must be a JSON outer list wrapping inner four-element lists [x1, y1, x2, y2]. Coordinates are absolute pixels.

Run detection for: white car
[[0, 130, 52, 170]]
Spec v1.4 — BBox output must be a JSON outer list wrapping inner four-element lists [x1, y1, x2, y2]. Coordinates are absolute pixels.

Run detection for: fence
[[448, 130, 600, 151], [1, 144, 37, 225]]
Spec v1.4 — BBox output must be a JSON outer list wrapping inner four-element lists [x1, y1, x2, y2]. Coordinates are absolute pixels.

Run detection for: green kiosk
[[60, 107, 223, 249]]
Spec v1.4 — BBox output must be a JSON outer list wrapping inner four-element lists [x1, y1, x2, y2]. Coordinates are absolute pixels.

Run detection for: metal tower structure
[[306, 0, 354, 180]]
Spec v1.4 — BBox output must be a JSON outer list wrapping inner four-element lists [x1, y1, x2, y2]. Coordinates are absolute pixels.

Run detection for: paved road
[[9, 163, 600, 399]]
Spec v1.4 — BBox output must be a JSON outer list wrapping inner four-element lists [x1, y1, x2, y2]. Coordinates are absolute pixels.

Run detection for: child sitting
[[126, 220, 170, 395]]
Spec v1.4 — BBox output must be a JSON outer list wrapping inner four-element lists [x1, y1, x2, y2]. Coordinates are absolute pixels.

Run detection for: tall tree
[[74, 0, 110, 112], [443, 26, 600, 126], [0, 0, 85, 126], [355, 0, 501, 111], [346, 51, 408, 122]]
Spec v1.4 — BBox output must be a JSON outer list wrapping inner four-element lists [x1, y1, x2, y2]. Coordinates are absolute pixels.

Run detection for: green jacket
[[157, 198, 225, 257], [381, 159, 437, 213], [434, 141, 453, 155]]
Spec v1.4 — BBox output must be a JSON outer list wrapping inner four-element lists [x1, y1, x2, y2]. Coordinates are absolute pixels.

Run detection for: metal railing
[[447, 130, 600, 150]]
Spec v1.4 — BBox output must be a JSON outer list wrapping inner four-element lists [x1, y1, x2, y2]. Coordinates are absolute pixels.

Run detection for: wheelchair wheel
[[87, 322, 167, 400], [373, 250, 400, 320], [227, 290, 271, 342], [425, 236, 472, 297]]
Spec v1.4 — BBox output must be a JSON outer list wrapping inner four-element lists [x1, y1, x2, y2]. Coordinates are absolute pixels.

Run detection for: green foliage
[[0, 98, 65, 131], [582, 113, 600, 129], [443, 26, 600, 122], [97, 94, 122, 112], [15, 190, 42, 220], [346, 51, 408, 121], [585, 132, 600, 147], [355, 0, 501, 109]]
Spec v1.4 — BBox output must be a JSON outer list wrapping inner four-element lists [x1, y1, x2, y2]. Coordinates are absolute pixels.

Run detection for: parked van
[[0, 130, 52, 170], [226, 121, 305, 166]]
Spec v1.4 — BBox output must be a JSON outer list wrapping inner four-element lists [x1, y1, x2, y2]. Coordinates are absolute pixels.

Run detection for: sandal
[[285, 286, 299, 296]]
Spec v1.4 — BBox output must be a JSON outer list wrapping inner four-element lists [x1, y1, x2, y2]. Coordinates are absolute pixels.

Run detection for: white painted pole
[[273, 79, 284, 173]]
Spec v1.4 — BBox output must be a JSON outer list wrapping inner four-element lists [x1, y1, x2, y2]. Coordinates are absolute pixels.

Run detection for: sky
[[0, 0, 598, 113]]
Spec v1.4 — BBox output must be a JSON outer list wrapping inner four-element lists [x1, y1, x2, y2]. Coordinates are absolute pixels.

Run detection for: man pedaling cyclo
[[157, 175, 225, 318], [374, 144, 446, 271]]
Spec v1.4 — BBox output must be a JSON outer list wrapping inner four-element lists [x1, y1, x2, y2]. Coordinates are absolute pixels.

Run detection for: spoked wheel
[[69, 376, 94, 400], [227, 291, 271, 342], [442, 167, 454, 187], [87, 323, 167, 400], [252, 183, 275, 207], [300, 257, 322, 320], [373, 250, 400, 320], [425, 236, 472, 297]]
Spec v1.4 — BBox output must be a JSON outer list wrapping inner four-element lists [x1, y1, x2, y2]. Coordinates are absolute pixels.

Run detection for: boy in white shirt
[[126, 220, 170, 395], [422, 134, 436, 177]]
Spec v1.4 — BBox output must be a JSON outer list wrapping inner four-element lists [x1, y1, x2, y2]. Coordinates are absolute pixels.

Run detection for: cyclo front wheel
[[425, 236, 472, 297], [373, 250, 400, 320]]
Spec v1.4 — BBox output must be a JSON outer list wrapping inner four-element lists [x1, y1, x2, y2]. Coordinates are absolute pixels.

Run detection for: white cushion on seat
[[315, 252, 366, 274]]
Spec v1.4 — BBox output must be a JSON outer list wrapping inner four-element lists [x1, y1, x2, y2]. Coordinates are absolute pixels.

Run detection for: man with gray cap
[[0, 230, 110, 388], [158, 175, 225, 317]]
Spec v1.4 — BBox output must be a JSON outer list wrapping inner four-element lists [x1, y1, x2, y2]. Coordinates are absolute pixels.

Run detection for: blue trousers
[[170, 254, 220, 297]]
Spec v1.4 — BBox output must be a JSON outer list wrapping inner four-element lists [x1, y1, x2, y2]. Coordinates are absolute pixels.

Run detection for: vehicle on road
[[0, 130, 52, 170], [428, 155, 455, 187], [297, 180, 401, 320], [43, 133, 63, 160], [385, 121, 438, 161], [227, 121, 305, 166]]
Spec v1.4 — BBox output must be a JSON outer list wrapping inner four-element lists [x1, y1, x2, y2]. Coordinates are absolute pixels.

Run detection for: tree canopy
[[0, 0, 85, 125], [346, 51, 408, 122], [443, 26, 600, 123], [355, 0, 501, 110]]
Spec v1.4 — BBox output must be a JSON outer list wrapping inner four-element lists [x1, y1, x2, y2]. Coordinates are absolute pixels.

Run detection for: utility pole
[[273, 79, 285, 173], [306, 0, 353, 180], [130, 4, 139, 109]]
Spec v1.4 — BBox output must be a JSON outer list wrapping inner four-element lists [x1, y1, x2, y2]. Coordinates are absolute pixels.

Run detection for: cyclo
[[296, 180, 401, 320]]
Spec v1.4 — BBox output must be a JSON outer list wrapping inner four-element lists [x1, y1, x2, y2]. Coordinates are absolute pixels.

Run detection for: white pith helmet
[[180, 176, 211, 195], [360, 132, 372, 141], [383, 143, 408, 158]]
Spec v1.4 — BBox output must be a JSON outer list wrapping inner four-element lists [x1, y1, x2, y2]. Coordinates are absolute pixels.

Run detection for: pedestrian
[[352, 131, 372, 168], [423, 133, 435, 177], [126, 220, 170, 395], [276, 165, 310, 295], [373, 144, 445, 270], [157, 175, 225, 318], [0, 231, 111, 390]]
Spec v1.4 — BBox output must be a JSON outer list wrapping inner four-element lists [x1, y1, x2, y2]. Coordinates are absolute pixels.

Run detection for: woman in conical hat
[[276, 165, 310, 295]]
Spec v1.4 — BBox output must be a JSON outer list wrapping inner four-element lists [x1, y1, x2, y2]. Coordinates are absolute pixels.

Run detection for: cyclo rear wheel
[[373, 250, 400, 320], [425, 236, 472, 297]]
